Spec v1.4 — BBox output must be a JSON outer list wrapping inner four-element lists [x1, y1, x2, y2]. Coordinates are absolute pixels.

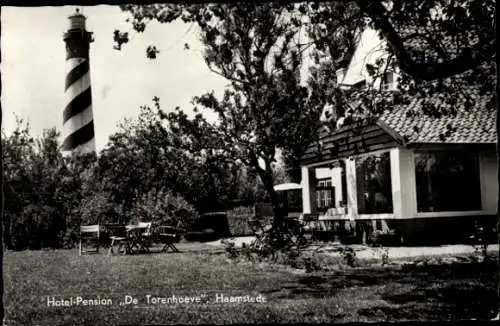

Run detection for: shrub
[[226, 206, 254, 236], [9, 213, 33, 251], [222, 239, 240, 260], [302, 253, 324, 273], [79, 191, 125, 225], [373, 246, 390, 266], [128, 187, 199, 230], [62, 227, 79, 249], [9, 204, 66, 250], [338, 246, 357, 267]]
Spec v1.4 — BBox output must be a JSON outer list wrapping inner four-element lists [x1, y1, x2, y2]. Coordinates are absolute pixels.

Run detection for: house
[[299, 29, 498, 245]]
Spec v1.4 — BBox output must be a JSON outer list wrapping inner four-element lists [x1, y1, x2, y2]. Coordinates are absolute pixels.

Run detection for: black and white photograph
[[0, 1, 498, 324]]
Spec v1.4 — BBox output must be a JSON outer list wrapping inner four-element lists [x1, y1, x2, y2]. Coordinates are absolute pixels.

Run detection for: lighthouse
[[62, 9, 96, 154]]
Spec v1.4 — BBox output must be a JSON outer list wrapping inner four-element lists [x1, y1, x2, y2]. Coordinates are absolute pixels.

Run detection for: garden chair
[[156, 225, 183, 253], [138, 221, 153, 247], [107, 224, 129, 255], [79, 224, 100, 255]]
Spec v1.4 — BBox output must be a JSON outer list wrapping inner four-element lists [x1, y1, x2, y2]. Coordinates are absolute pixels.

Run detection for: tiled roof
[[334, 26, 496, 145], [379, 90, 497, 144]]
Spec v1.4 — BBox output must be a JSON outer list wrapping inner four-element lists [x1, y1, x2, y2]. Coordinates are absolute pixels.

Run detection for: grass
[[3, 242, 499, 325]]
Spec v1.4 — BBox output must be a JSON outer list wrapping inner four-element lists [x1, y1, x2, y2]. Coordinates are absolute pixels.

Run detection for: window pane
[[414, 150, 481, 212], [316, 178, 334, 211], [355, 152, 393, 214], [340, 161, 348, 207]]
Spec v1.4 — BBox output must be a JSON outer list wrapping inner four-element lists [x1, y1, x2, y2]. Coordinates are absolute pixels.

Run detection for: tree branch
[[356, 0, 495, 81], [206, 64, 250, 86]]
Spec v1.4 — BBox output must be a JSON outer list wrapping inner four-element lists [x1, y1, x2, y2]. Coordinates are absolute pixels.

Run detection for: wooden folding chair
[[156, 226, 182, 253], [138, 221, 153, 248], [79, 224, 100, 255]]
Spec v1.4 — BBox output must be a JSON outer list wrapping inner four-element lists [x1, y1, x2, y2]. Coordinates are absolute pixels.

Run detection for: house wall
[[300, 146, 498, 245], [402, 147, 498, 218], [331, 167, 343, 207], [479, 149, 498, 214], [396, 148, 416, 218], [315, 168, 331, 179], [345, 158, 358, 220], [301, 166, 312, 214], [391, 147, 497, 244], [301, 123, 401, 166]]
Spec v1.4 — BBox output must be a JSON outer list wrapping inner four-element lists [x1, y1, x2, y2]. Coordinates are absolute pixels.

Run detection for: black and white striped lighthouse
[[62, 9, 96, 154]]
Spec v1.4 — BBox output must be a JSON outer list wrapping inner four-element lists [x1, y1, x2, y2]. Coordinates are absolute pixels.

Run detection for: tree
[[116, 3, 350, 236], [97, 103, 259, 213], [2, 122, 75, 249], [317, 0, 497, 212], [115, 0, 496, 238]]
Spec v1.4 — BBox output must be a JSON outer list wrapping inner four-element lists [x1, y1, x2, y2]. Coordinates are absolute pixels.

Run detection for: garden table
[[105, 224, 129, 255], [125, 225, 151, 254]]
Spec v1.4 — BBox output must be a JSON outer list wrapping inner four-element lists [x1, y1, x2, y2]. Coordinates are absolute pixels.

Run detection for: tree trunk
[[254, 162, 284, 228], [264, 177, 284, 228]]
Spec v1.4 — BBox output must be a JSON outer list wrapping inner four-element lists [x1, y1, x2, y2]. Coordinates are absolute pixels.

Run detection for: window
[[414, 150, 481, 212], [355, 152, 393, 214], [340, 161, 348, 207], [316, 179, 334, 211]]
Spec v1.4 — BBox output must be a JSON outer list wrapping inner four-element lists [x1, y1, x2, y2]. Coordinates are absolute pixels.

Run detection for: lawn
[[3, 243, 499, 325]]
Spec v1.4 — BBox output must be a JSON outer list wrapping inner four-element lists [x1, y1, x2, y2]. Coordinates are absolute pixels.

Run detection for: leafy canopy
[[114, 1, 496, 224]]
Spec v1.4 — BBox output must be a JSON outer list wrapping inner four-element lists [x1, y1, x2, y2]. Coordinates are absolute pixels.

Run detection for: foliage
[[302, 253, 324, 273], [127, 187, 199, 229], [115, 1, 496, 251], [79, 191, 124, 226], [100, 104, 264, 213], [226, 206, 254, 237], [116, 0, 496, 144], [2, 121, 75, 250], [311, 0, 496, 130], [117, 3, 340, 230], [372, 245, 390, 266], [9, 204, 64, 251], [1, 110, 270, 250], [338, 246, 357, 267], [4, 1, 497, 253]]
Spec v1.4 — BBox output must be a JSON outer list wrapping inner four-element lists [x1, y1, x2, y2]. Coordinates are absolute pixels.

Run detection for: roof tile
[[380, 91, 496, 144]]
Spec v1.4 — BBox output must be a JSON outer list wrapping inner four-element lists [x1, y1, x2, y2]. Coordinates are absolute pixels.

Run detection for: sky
[[1, 5, 229, 152]]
